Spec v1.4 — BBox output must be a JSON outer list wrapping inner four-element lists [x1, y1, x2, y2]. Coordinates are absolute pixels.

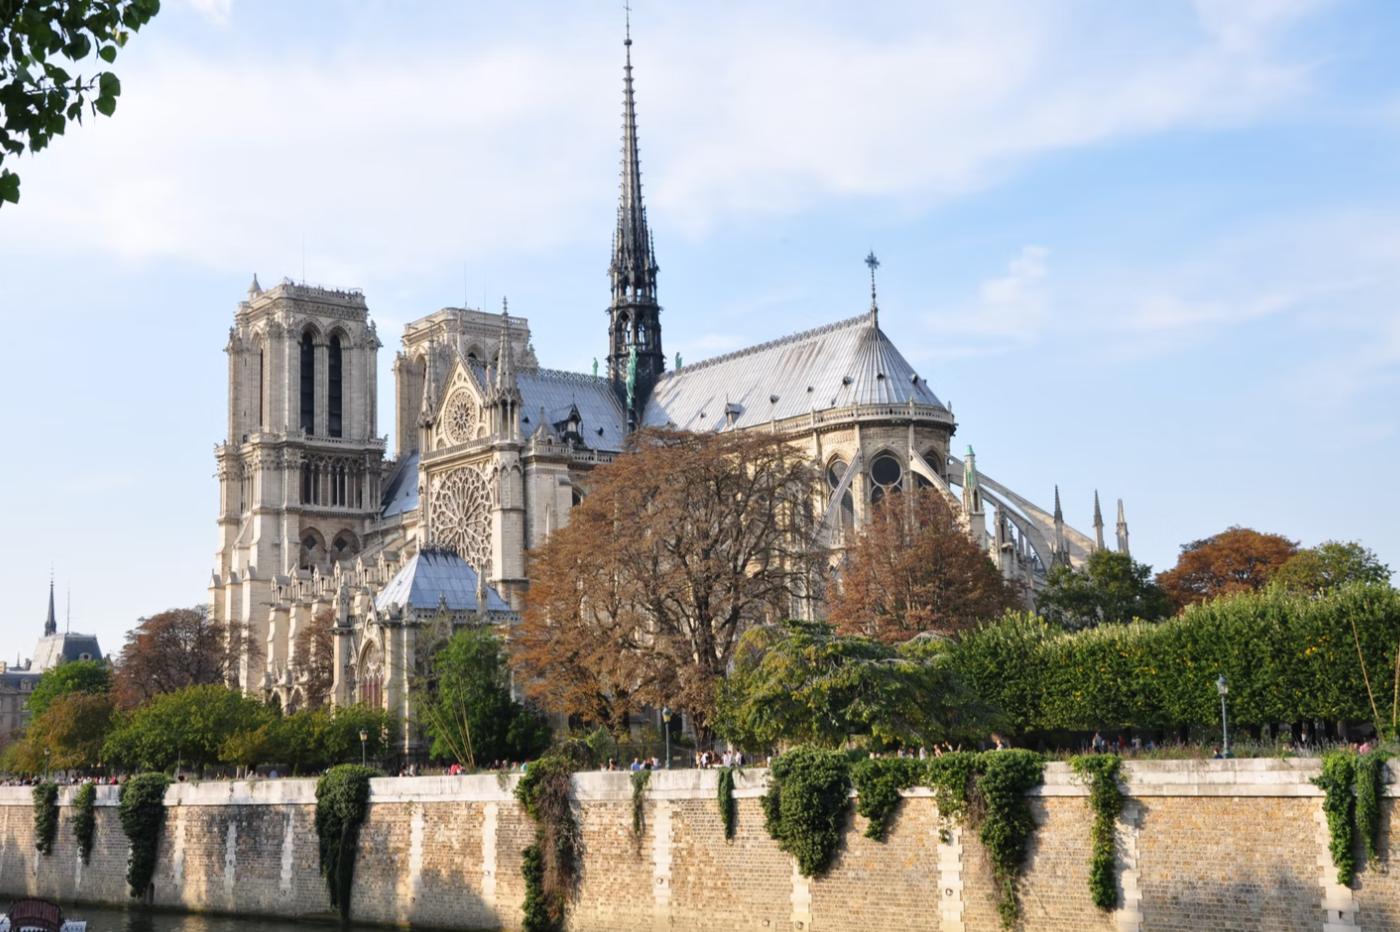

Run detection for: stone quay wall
[[0, 759, 1394, 931]]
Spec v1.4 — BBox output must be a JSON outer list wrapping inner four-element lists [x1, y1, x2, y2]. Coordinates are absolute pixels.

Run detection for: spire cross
[[624, 1, 631, 45], [865, 251, 881, 321]]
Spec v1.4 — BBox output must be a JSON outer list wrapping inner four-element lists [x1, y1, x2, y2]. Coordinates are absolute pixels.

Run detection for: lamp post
[[661, 706, 672, 770], [43, 747, 50, 782], [1216, 675, 1230, 758], [359, 729, 369, 768]]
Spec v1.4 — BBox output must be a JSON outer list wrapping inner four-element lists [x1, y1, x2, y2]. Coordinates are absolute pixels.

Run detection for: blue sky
[[1, 0, 1397, 661]]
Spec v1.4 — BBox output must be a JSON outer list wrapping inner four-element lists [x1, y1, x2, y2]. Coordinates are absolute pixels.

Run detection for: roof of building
[[468, 363, 629, 453], [373, 549, 512, 615], [641, 313, 945, 431], [30, 632, 103, 672], [381, 452, 420, 518]]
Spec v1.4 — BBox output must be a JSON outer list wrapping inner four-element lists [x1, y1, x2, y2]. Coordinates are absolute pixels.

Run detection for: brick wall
[[0, 760, 1390, 931]]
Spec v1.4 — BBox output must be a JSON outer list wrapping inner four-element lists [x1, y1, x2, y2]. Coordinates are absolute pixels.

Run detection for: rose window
[[443, 391, 479, 445], [429, 465, 491, 568]]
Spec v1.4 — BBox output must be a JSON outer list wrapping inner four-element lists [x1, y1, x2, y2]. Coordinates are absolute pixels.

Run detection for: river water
[[76, 907, 389, 932]]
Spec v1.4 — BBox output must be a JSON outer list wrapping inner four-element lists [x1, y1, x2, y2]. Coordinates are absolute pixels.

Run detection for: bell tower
[[606, 14, 664, 430]]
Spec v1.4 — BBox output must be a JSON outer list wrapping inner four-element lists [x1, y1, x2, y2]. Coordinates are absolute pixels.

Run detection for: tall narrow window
[[257, 348, 265, 429], [300, 331, 316, 434], [328, 334, 343, 438]]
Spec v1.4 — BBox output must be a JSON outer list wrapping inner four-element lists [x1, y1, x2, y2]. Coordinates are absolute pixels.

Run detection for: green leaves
[[118, 772, 170, 897], [1070, 755, 1124, 910], [762, 747, 852, 877], [314, 764, 375, 920], [31, 782, 59, 857], [1315, 752, 1357, 886], [71, 782, 97, 864], [0, 0, 159, 205]]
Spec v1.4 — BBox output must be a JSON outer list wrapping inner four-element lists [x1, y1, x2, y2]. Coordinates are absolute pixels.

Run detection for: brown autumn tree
[[828, 487, 1019, 642], [1156, 526, 1299, 610], [514, 429, 827, 741], [112, 606, 255, 708], [292, 608, 336, 709]]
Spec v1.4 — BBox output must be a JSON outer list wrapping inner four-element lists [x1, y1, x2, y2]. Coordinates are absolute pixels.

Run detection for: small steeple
[[865, 251, 880, 325], [1116, 498, 1131, 556], [247, 273, 262, 298], [1052, 485, 1069, 568], [1093, 490, 1105, 552], [962, 444, 982, 514], [494, 298, 516, 393], [43, 573, 56, 637]]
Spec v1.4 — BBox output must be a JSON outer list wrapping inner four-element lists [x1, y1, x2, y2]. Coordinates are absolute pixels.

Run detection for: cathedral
[[210, 24, 1128, 748]]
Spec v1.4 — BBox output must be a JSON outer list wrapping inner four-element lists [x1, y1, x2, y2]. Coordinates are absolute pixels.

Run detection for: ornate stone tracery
[[443, 390, 479, 445], [428, 464, 492, 568]]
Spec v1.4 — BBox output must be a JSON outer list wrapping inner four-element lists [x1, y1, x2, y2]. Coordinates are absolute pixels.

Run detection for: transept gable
[[430, 358, 489, 450]]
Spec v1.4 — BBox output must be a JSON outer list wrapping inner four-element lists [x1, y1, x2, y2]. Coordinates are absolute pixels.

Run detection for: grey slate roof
[[381, 452, 420, 518], [468, 364, 629, 453], [373, 549, 512, 615], [31, 633, 102, 672], [641, 313, 945, 432]]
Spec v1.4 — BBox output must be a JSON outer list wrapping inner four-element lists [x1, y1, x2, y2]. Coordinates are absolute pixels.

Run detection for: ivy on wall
[[1355, 750, 1389, 869], [314, 764, 375, 920], [976, 751, 1046, 928], [516, 756, 579, 932], [717, 766, 737, 841], [762, 747, 853, 877], [1316, 749, 1390, 887], [1070, 755, 1124, 910], [117, 773, 170, 898], [630, 768, 650, 852], [71, 782, 96, 864], [31, 782, 58, 856], [850, 757, 922, 841]]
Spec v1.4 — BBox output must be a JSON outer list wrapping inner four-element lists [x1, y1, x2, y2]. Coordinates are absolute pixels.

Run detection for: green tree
[[716, 620, 991, 750], [26, 658, 110, 717], [420, 627, 549, 768], [1273, 541, 1392, 596], [8, 692, 113, 772], [1036, 550, 1172, 631], [0, 0, 161, 205], [1157, 527, 1298, 610], [103, 684, 271, 772]]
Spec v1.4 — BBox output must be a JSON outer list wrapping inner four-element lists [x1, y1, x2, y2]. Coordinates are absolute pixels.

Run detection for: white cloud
[[920, 245, 1050, 357], [0, 3, 1329, 275], [182, 0, 233, 26]]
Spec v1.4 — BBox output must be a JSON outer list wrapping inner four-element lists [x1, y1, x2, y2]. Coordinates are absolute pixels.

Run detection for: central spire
[[44, 573, 56, 637], [607, 8, 664, 431]]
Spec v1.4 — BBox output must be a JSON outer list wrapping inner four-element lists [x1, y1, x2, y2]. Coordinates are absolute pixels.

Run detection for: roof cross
[[865, 251, 880, 322]]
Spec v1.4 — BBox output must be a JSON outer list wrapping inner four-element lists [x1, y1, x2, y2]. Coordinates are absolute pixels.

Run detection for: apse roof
[[381, 452, 420, 518], [373, 549, 512, 615], [641, 314, 945, 432]]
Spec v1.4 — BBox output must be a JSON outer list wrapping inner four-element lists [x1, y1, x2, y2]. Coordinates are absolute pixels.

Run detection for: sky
[[1, 0, 1398, 662]]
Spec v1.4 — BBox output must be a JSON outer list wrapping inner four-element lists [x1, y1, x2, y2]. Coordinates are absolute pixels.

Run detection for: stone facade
[[0, 760, 1394, 931]]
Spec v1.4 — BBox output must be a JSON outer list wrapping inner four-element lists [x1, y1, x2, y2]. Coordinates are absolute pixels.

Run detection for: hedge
[[952, 584, 1400, 736]]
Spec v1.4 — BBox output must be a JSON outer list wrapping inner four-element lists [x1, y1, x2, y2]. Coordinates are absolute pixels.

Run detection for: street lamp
[[1215, 675, 1230, 758], [43, 747, 50, 782], [661, 706, 672, 770], [359, 730, 369, 767]]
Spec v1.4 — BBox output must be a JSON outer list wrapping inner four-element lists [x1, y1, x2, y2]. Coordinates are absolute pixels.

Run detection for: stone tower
[[211, 277, 385, 694], [606, 18, 664, 430]]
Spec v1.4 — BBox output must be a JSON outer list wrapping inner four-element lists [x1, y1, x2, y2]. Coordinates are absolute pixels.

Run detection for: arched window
[[328, 333, 343, 438], [826, 457, 855, 533], [257, 347, 265, 429], [869, 453, 903, 505], [300, 330, 316, 435]]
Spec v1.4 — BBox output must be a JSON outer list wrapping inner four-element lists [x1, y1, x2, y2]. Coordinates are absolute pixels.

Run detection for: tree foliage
[[1273, 541, 1392, 596], [762, 747, 852, 877], [9, 691, 113, 772], [26, 658, 109, 717], [0, 0, 160, 205], [103, 683, 268, 772], [953, 585, 1400, 737], [1037, 550, 1171, 631], [828, 488, 1017, 642], [315, 764, 375, 920], [112, 606, 253, 708], [117, 772, 168, 897], [516, 429, 826, 740], [716, 620, 991, 751], [418, 626, 549, 768], [1156, 526, 1298, 610]]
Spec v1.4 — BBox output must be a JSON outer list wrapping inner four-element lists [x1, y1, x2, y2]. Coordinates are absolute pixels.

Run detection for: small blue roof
[[373, 549, 511, 615], [381, 452, 420, 519]]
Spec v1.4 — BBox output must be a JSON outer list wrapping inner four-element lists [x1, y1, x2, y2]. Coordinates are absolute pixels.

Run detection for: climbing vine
[[1070, 754, 1124, 910], [924, 751, 982, 843], [72, 782, 96, 864], [314, 764, 375, 920], [977, 751, 1046, 928], [851, 757, 922, 841], [1315, 751, 1358, 886], [630, 768, 650, 849], [717, 766, 738, 841], [762, 747, 852, 877], [1355, 750, 1389, 869], [32, 782, 58, 856], [117, 773, 170, 898], [516, 756, 579, 932]]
